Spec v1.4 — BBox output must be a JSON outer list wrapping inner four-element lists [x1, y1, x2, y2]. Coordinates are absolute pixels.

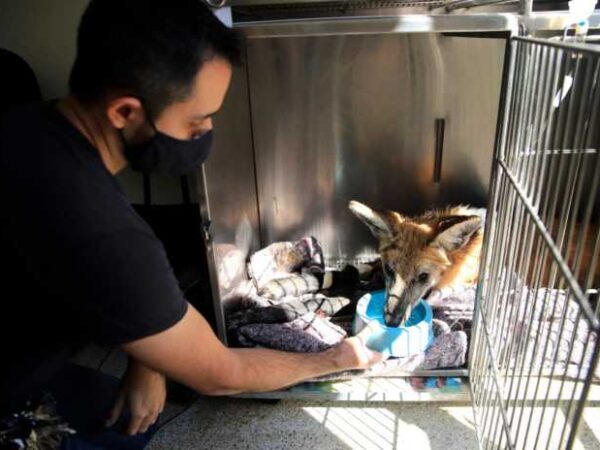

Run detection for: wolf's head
[[349, 200, 482, 327]]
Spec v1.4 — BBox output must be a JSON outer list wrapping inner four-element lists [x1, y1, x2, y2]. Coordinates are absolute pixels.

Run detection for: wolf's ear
[[431, 215, 482, 252], [349, 201, 394, 240]]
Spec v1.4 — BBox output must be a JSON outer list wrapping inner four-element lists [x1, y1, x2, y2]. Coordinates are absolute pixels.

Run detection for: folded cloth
[[229, 291, 278, 310], [417, 331, 468, 370], [237, 313, 347, 352], [427, 284, 476, 335], [502, 287, 600, 381], [259, 271, 321, 300], [247, 236, 324, 290], [226, 294, 351, 330], [426, 283, 476, 306], [260, 265, 363, 301], [431, 318, 452, 336]]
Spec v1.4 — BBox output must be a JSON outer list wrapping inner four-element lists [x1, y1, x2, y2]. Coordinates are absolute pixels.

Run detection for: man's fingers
[[352, 322, 391, 368], [358, 339, 387, 366], [369, 348, 387, 364], [127, 414, 144, 436], [139, 412, 159, 434], [105, 392, 125, 428]]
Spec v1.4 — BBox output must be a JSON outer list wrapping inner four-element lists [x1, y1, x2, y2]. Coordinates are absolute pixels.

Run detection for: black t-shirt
[[0, 103, 188, 413]]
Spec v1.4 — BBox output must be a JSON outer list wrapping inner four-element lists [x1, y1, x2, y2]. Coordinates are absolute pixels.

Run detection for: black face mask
[[121, 114, 213, 176]]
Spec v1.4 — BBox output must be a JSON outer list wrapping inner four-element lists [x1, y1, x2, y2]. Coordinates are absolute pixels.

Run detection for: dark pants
[[44, 364, 159, 450]]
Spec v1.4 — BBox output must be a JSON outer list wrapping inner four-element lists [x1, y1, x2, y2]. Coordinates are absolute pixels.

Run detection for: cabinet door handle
[[202, 219, 212, 243], [434, 118, 445, 183]]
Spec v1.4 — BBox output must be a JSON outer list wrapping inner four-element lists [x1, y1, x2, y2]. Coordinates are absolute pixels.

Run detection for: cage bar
[[470, 36, 600, 450]]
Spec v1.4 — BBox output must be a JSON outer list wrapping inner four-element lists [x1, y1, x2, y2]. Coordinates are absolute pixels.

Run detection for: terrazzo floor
[[148, 397, 479, 450], [74, 346, 600, 450]]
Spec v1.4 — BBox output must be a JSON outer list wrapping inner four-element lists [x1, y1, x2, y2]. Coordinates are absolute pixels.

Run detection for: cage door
[[469, 36, 600, 450]]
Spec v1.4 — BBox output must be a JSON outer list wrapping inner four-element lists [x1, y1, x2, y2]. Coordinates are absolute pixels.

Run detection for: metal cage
[[471, 36, 600, 449]]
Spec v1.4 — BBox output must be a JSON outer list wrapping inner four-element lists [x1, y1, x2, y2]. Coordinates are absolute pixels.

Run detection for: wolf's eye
[[418, 273, 430, 284]]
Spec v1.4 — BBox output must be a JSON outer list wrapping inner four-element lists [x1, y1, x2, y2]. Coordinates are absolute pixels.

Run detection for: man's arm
[[122, 303, 382, 395]]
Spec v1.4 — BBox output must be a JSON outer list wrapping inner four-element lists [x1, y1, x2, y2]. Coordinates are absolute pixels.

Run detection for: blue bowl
[[353, 290, 434, 358]]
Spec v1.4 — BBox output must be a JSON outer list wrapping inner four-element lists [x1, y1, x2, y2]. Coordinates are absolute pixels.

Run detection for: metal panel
[[246, 33, 504, 265], [522, 12, 600, 34], [470, 37, 600, 450], [227, 0, 541, 11], [197, 59, 261, 342], [228, 0, 447, 7], [234, 12, 600, 38], [237, 14, 520, 37]]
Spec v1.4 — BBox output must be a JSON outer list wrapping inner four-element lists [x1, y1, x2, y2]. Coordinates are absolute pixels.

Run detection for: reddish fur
[[354, 201, 598, 293], [437, 229, 483, 289], [378, 205, 484, 290]]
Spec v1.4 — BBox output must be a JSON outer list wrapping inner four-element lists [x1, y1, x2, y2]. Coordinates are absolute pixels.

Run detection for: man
[[0, 0, 382, 448]]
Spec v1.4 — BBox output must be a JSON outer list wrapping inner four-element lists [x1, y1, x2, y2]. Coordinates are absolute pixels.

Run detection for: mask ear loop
[[131, 97, 195, 202], [116, 123, 153, 204], [127, 96, 155, 205], [134, 96, 160, 133], [117, 95, 159, 144]]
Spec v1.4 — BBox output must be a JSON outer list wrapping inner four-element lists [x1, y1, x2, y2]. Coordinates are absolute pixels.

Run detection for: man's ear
[[431, 215, 482, 252], [349, 201, 395, 240], [106, 96, 145, 130]]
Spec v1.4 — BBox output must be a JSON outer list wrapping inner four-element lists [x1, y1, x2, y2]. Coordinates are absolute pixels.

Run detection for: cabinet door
[[246, 33, 504, 265]]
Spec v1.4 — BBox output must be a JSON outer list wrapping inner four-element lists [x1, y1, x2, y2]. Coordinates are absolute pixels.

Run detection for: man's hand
[[106, 359, 166, 435], [330, 321, 388, 370]]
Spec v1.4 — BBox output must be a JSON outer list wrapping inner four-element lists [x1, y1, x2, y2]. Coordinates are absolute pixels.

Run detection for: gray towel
[[499, 287, 599, 380], [237, 313, 347, 352]]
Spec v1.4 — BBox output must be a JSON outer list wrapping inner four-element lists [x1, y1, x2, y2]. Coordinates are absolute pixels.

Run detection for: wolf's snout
[[384, 293, 413, 327]]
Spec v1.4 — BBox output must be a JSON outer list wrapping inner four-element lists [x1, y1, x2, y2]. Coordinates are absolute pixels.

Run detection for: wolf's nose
[[384, 304, 413, 327], [384, 311, 403, 328]]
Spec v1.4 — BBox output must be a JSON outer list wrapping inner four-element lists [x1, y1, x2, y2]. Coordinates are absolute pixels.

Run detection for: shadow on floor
[[147, 397, 479, 450]]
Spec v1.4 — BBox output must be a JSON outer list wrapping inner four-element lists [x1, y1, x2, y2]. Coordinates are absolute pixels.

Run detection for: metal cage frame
[[470, 36, 600, 450]]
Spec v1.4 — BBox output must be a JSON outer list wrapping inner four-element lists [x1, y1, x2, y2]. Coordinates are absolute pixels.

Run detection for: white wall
[[0, 0, 196, 204], [0, 0, 87, 99]]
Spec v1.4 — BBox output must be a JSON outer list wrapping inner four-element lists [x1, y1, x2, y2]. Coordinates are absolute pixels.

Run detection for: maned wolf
[[349, 201, 485, 327]]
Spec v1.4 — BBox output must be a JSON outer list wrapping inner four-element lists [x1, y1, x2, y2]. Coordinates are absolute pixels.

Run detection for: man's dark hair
[[69, 0, 241, 119]]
